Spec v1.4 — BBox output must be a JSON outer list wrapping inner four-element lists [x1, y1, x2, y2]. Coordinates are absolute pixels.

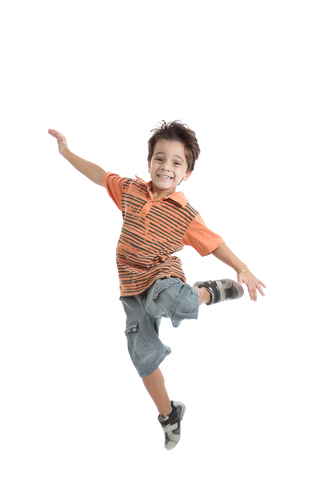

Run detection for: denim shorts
[[120, 278, 200, 378]]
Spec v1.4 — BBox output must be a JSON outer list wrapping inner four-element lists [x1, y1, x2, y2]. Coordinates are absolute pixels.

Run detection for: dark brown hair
[[147, 120, 200, 173]]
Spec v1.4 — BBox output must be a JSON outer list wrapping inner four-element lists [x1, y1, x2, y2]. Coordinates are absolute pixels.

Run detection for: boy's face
[[148, 140, 191, 198]]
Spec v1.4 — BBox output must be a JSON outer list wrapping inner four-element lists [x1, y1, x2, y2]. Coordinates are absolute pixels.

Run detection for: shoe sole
[[221, 279, 244, 300]]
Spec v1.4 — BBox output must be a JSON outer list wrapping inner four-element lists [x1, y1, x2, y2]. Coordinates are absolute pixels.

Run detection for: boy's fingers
[[254, 283, 265, 298], [248, 285, 255, 301], [241, 276, 265, 301], [48, 129, 63, 139]]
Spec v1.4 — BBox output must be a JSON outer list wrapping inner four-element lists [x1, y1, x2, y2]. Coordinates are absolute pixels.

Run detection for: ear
[[183, 171, 192, 182], [148, 161, 151, 173]]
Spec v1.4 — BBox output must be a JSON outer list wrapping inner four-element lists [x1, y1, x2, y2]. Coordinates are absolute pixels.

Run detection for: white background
[[1, 1, 333, 499]]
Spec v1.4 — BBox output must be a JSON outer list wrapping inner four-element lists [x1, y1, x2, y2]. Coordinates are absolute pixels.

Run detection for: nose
[[161, 161, 171, 172]]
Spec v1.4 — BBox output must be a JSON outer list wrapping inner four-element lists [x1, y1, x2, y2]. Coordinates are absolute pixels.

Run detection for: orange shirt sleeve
[[102, 172, 127, 211], [182, 213, 224, 256]]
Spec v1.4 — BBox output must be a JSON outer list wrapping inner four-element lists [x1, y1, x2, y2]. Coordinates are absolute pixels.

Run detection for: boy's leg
[[193, 286, 211, 306], [142, 289, 209, 415], [143, 367, 186, 451], [142, 367, 171, 418]]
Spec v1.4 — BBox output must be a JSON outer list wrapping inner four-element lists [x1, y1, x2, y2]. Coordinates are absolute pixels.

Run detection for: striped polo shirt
[[103, 172, 224, 296]]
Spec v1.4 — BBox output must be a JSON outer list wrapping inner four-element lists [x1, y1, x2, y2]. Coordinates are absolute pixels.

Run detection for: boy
[[48, 121, 265, 451]]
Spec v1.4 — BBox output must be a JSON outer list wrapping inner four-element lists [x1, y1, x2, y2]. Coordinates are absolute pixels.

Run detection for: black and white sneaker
[[193, 279, 244, 305], [158, 401, 186, 451]]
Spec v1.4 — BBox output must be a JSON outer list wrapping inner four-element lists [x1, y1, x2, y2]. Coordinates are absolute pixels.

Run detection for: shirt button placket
[[141, 201, 153, 216]]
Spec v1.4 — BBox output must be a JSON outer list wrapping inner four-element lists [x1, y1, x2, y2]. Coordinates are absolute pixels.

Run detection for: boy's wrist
[[61, 147, 71, 158], [233, 262, 247, 273]]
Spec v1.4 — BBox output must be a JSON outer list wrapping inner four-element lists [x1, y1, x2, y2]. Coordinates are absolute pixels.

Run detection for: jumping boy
[[48, 121, 266, 451]]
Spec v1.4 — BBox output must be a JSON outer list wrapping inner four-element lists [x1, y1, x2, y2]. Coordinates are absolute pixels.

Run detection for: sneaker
[[158, 401, 186, 451], [193, 279, 244, 305]]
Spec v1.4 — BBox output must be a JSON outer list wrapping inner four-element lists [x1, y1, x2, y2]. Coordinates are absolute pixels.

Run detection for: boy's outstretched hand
[[48, 129, 69, 156], [237, 271, 266, 302], [211, 243, 266, 302]]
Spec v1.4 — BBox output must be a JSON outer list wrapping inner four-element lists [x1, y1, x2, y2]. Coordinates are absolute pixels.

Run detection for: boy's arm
[[212, 243, 266, 302], [48, 129, 106, 186]]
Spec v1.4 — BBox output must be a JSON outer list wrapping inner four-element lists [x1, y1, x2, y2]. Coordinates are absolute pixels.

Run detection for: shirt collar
[[135, 176, 189, 207]]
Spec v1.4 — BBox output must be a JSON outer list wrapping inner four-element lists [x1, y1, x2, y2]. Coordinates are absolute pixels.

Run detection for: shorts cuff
[[138, 347, 172, 378]]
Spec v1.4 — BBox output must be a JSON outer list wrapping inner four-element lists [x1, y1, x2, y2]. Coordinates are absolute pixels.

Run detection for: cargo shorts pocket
[[125, 322, 153, 360]]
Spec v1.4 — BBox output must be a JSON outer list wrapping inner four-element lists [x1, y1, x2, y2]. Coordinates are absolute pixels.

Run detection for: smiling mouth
[[157, 174, 173, 180]]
